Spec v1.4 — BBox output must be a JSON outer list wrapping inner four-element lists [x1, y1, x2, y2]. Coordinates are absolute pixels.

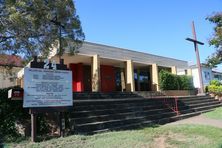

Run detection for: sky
[[75, 0, 222, 67]]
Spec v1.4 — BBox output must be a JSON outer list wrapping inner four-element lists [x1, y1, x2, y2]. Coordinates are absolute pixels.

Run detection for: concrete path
[[164, 115, 222, 128]]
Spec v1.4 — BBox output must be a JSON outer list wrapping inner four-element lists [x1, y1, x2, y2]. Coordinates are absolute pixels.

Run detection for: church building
[[17, 42, 188, 92]]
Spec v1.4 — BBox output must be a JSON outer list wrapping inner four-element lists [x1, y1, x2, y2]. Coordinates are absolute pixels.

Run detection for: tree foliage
[[206, 13, 222, 67], [0, 0, 85, 60]]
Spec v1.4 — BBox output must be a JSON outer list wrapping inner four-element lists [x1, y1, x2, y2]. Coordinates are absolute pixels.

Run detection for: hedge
[[159, 70, 194, 90]]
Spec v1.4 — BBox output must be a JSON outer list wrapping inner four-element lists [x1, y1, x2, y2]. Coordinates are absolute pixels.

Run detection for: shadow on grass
[[1, 134, 61, 144], [1, 135, 28, 145], [35, 134, 61, 142], [0, 136, 3, 148], [69, 123, 161, 136]]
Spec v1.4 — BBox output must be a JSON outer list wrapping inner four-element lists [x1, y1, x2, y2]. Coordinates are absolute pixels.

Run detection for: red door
[[69, 63, 84, 92], [101, 65, 115, 92]]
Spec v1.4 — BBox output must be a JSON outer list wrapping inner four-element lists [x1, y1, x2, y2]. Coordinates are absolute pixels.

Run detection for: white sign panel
[[23, 68, 73, 108]]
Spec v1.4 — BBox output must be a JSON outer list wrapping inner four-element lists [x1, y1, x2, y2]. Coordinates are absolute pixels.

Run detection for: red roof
[[0, 54, 23, 67]]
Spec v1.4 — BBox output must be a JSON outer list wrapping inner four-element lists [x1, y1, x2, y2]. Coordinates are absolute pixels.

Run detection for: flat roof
[[66, 41, 188, 69]]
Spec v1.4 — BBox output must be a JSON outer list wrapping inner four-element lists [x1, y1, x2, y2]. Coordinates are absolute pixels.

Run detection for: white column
[[126, 60, 135, 92], [171, 66, 177, 74], [91, 55, 100, 92], [152, 63, 159, 91]]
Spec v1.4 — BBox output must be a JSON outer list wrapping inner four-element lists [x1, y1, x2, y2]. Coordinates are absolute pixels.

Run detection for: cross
[[51, 15, 65, 60], [186, 21, 204, 94]]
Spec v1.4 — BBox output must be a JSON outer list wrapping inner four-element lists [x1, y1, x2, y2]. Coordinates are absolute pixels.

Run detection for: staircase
[[67, 92, 221, 134], [175, 95, 221, 120]]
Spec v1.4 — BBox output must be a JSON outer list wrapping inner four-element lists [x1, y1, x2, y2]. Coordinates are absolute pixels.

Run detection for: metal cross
[[186, 21, 204, 94]]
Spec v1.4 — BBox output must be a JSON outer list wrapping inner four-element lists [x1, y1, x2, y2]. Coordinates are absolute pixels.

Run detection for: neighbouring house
[[212, 70, 222, 82], [0, 54, 23, 88], [17, 41, 189, 92], [188, 64, 222, 88]]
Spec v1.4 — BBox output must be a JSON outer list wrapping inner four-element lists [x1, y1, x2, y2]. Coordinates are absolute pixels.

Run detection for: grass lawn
[[4, 124, 222, 148], [204, 107, 222, 120]]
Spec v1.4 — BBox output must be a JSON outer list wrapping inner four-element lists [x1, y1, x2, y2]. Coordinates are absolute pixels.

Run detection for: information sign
[[23, 67, 72, 108]]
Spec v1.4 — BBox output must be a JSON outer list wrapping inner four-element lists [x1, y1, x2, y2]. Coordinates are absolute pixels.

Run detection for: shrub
[[0, 86, 29, 141], [208, 80, 222, 95], [159, 70, 194, 90], [208, 85, 218, 93], [0, 87, 49, 142], [210, 80, 221, 86], [180, 75, 194, 90]]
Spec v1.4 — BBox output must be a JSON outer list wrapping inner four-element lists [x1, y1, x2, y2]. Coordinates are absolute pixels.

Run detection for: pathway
[[164, 114, 222, 128]]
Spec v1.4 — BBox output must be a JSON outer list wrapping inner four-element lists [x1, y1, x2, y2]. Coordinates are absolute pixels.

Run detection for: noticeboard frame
[[23, 67, 73, 108], [27, 56, 72, 142]]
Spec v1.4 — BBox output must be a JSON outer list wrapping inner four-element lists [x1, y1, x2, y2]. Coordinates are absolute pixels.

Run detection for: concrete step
[[178, 101, 221, 110], [73, 97, 165, 104], [71, 104, 168, 119], [71, 108, 173, 124], [73, 99, 164, 110], [179, 103, 222, 114], [77, 107, 219, 135], [71, 111, 176, 133], [73, 92, 141, 99], [178, 98, 218, 104], [177, 96, 213, 101], [168, 108, 217, 122], [73, 101, 165, 112], [178, 101, 220, 108], [67, 93, 221, 135]]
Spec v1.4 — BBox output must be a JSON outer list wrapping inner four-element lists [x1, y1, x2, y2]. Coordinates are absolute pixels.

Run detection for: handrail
[[163, 96, 180, 116]]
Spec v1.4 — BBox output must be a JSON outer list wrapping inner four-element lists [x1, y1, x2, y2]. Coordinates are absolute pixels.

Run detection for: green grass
[[4, 124, 222, 148], [204, 107, 222, 120]]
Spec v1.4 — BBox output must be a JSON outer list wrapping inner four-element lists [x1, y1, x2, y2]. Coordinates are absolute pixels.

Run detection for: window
[[204, 71, 210, 80]]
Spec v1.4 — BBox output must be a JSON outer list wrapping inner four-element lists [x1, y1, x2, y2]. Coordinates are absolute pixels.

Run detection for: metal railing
[[163, 97, 180, 116]]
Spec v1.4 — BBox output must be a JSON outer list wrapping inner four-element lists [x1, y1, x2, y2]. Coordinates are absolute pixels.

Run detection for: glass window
[[204, 71, 210, 80]]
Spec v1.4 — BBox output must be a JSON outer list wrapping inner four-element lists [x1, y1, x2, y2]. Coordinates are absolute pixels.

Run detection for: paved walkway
[[164, 115, 222, 128]]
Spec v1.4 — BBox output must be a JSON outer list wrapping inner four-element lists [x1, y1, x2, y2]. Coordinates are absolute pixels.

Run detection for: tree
[[0, 0, 85, 60], [206, 13, 222, 67]]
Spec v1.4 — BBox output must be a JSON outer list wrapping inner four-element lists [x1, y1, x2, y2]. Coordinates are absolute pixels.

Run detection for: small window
[[204, 71, 210, 80]]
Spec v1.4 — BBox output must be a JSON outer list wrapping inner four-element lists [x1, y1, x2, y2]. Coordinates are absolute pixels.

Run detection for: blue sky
[[75, 0, 222, 66]]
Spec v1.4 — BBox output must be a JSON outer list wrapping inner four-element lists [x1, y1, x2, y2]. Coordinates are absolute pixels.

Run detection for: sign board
[[23, 67, 72, 108], [8, 88, 24, 100]]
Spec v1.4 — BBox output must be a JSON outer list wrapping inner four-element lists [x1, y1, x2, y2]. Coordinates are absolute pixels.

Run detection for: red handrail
[[163, 97, 180, 116]]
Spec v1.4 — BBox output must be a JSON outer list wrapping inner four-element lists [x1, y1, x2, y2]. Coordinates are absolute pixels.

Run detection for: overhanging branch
[[0, 36, 15, 43]]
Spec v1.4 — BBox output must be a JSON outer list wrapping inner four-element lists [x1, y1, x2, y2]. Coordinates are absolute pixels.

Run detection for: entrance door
[[115, 68, 122, 91], [83, 65, 92, 92], [134, 68, 151, 91], [101, 65, 115, 92]]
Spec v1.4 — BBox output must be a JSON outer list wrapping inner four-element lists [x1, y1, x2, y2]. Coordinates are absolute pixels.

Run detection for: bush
[[208, 85, 218, 93], [210, 80, 221, 86], [0, 87, 49, 142], [0, 86, 29, 141], [208, 80, 222, 94], [180, 75, 194, 90], [159, 70, 194, 90]]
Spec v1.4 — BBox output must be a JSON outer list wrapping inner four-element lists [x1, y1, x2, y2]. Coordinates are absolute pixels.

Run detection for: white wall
[[191, 67, 212, 88], [192, 68, 199, 88], [0, 66, 22, 88]]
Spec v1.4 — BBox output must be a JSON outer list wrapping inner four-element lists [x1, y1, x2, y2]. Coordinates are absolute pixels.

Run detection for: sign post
[[23, 56, 72, 142], [31, 114, 37, 142]]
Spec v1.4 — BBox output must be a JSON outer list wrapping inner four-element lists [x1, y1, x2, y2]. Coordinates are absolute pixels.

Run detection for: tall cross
[[51, 15, 65, 60], [186, 21, 204, 94]]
